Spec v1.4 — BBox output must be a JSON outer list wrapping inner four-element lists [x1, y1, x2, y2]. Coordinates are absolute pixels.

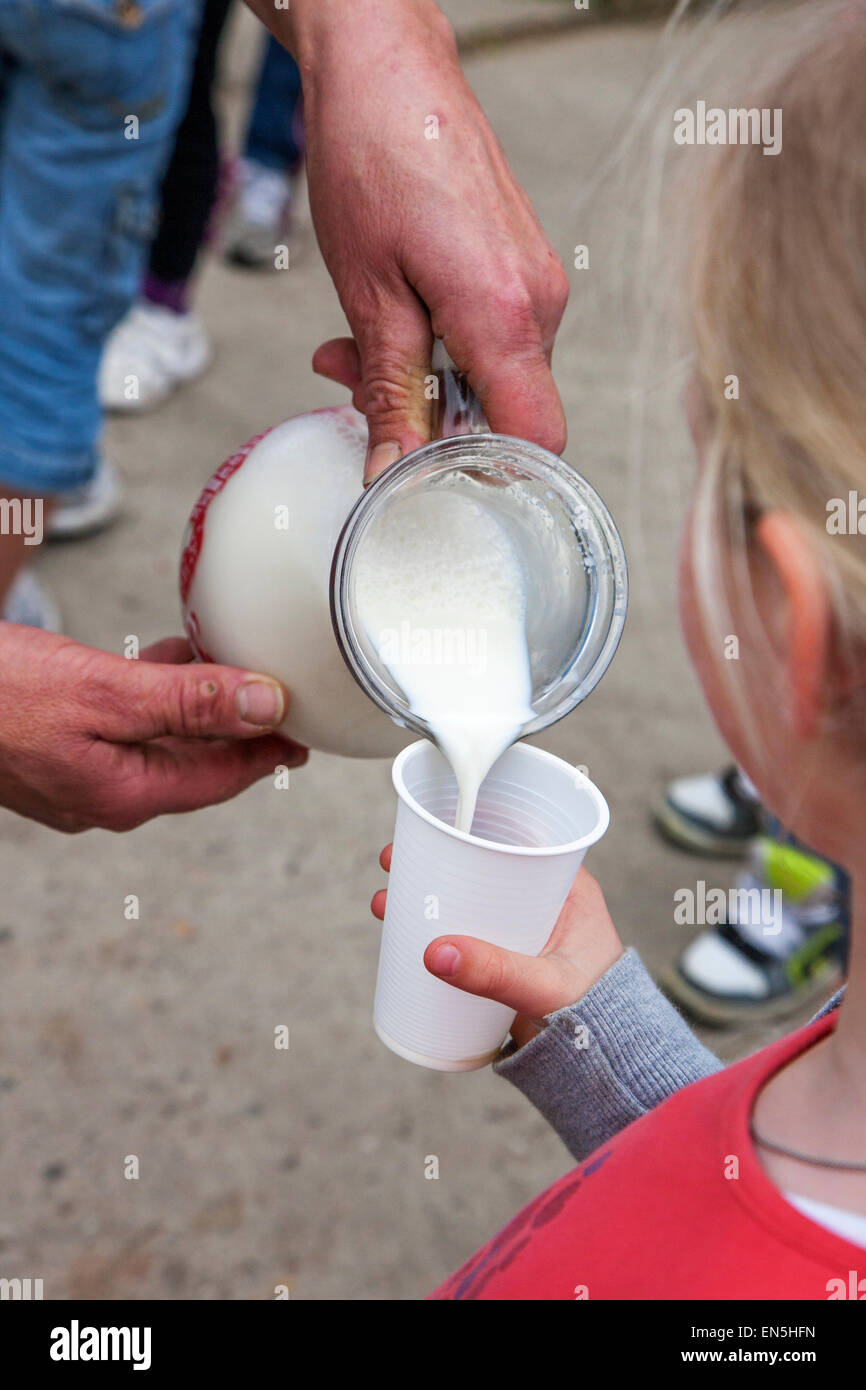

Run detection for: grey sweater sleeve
[[492, 948, 724, 1161], [493, 948, 846, 1162]]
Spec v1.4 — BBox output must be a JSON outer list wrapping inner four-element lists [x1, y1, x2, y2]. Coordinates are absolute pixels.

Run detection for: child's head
[[680, 10, 866, 872]]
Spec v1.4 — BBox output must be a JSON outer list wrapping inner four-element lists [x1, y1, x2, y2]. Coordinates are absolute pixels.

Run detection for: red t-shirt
[[432, 1012, 866, 1300]]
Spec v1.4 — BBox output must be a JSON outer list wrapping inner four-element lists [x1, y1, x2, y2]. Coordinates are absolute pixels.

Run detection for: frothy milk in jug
[[181, 405, 408, 758]]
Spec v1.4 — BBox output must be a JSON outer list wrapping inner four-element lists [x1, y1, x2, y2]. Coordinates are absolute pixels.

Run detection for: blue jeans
[[243, 35, 304, 174], [0, 0, 194, 492]]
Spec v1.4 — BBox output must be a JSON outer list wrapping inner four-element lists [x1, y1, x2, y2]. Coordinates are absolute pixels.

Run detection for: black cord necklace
[[750, 1120, 866, 1172]]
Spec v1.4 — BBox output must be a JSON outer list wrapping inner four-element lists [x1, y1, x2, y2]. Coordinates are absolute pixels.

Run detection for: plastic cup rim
[[391, 739, 610, 857]]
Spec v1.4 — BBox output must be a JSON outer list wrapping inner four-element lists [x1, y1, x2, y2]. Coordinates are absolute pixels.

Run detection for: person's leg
[[146, 0, 234, 305], [0, 493, 52, 606], [0, 0, 193, 609], [243, 36, 304, 174], [98, 0, 231, 416], [0, 45, 53, 613], [225, 38, 304, 269]]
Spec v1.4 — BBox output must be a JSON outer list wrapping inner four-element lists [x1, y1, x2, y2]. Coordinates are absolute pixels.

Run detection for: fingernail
[[429, 943, 460, 977], [237, 679, 285, 726], [364, 441, 401, 485]]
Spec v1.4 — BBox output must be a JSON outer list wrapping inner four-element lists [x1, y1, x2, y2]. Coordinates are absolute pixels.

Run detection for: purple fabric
[[142, 270, 189, 316]]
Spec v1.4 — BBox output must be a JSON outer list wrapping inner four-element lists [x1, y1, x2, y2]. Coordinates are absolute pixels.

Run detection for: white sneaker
[[653, 765, 761, 857], [49, 456, 123, 540], [2, 569, 61, 631], [99, 301, 211, 413], [224, 160, 294, 268]]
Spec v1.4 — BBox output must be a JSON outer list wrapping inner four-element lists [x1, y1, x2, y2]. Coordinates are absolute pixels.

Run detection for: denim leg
[[0, 0, 194, 492], [243, 36, 304, 174]]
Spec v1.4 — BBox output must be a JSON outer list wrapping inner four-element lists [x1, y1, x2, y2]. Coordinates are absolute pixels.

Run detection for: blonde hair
[[687, 6, 866, 756]]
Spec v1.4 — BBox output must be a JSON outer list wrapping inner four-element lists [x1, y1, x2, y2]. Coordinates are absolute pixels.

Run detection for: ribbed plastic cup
[[373, 740, 610, 1071]]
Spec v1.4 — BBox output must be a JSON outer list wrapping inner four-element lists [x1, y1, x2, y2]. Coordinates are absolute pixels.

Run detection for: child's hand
[[371, 848, 624, 1049]]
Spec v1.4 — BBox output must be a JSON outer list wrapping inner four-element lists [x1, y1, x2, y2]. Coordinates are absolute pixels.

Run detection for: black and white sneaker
[[653, 765, 762, 858], [661, 837, 846, 1026]]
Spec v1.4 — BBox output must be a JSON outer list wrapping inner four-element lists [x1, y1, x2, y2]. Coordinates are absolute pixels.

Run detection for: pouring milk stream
[[352, 488, 535, 833]]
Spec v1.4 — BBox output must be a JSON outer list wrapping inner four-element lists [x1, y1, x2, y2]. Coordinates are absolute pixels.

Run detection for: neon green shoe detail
[[751, 837, 835, 909], [784, 922, 844, 989]]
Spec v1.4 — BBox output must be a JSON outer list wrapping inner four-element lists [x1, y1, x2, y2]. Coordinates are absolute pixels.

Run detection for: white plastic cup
[[373, 740, 610, 1071]]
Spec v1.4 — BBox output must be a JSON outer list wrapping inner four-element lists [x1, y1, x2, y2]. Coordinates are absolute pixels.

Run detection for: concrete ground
[[0, 0, 831, 1300]]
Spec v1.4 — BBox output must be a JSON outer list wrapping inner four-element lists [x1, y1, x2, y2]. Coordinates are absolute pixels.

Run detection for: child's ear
[[754, 510, 832, 740]]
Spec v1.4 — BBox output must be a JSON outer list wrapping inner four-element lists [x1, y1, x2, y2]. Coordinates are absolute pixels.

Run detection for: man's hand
[[248, 0, 570, 480], [372, 847, 623, 1049], [0, 626, 307, 832]]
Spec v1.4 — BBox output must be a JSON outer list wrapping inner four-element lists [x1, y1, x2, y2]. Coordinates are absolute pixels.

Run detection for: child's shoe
[[661, 837, 846, 1025], [99, 302, 211, 412], [653, 764, 762, 857], [48, 455, 123, 539], [2, 569, 61, 631], [223, 159, 295, 269]]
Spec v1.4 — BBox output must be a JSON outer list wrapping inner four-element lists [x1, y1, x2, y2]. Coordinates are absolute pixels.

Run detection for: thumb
[[424, 935, 576, 1021], [105, 659, 290, 742], [355, 296, 434, 482]]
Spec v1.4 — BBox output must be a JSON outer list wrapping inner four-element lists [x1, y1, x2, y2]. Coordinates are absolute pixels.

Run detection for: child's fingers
[[371, 888, 387, 921], [370, 846, 393, 919], [423, 934, 578, 1020]]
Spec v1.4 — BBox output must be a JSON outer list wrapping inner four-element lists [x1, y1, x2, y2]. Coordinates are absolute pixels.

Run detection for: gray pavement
[[0, 0, 827, 1300]]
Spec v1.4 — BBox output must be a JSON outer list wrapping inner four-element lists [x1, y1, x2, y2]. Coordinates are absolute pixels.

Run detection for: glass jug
[[331, 344, 628, 748]]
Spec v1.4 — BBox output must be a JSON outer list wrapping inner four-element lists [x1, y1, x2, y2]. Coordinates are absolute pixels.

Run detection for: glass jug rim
[[330, 431, 628, 740]]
